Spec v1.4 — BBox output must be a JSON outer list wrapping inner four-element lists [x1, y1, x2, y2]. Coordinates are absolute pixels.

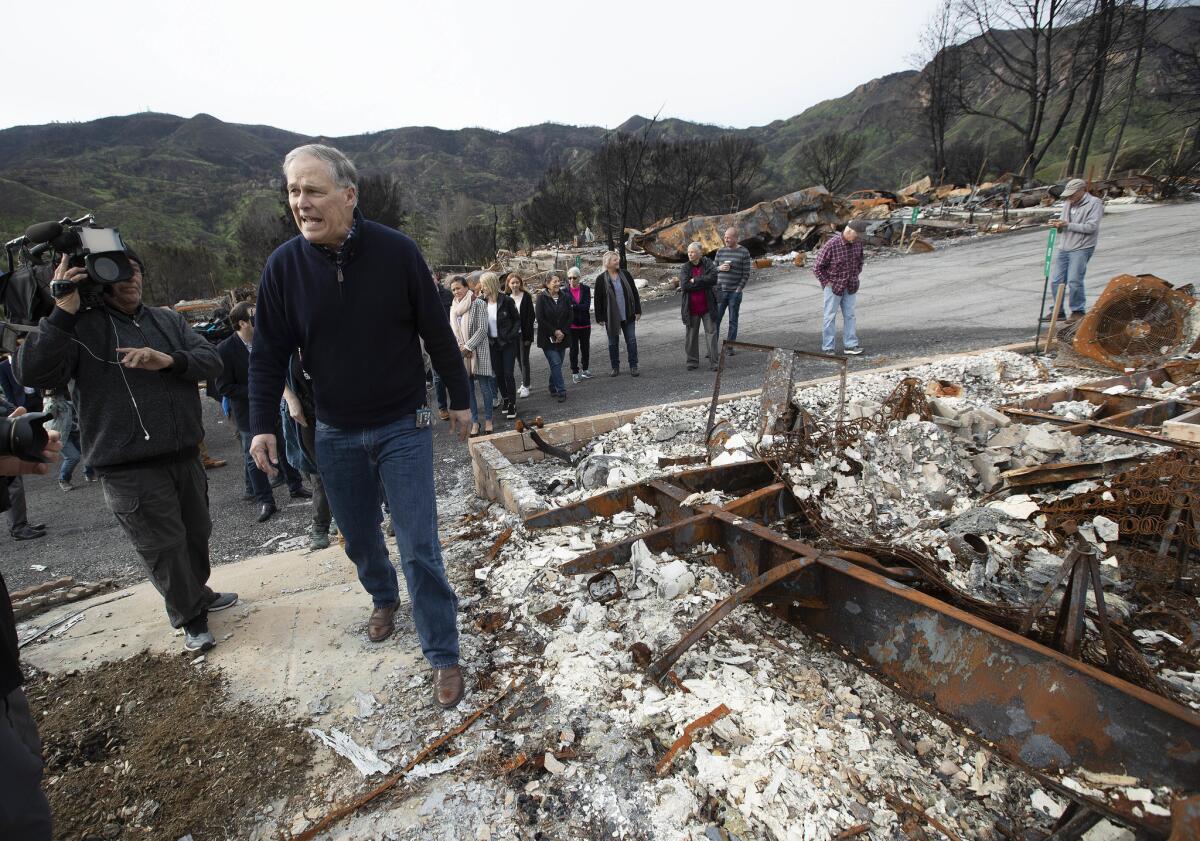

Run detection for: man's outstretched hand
[[0, 407, 62, 476], [249, 433, 279, 477], [449, 409, 472, 441]]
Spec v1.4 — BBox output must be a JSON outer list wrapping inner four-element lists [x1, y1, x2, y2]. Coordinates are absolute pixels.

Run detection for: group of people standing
[[441, 249, 644, 436]]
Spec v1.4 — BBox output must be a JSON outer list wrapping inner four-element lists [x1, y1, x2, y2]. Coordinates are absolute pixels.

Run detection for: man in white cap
[[1048, 178, 1103, 322]]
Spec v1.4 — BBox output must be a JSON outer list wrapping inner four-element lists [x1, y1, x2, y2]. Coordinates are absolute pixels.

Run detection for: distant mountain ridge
[[0, 5, 1194, 281]]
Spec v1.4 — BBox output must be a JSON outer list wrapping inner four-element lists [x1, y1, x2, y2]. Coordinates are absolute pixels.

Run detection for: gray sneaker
[[207, 592, 239, 612], [184, 624, 215, 652], [310, 527, 330, 550], [58, 480, 73, 492], [845, 347, 865, 356]]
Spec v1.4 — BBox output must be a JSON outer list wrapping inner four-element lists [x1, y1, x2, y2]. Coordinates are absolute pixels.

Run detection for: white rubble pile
[[436, 512, 1065, 839], [523, 399, 761, 508]]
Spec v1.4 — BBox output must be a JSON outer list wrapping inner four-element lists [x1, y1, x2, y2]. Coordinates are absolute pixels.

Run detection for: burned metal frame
[[1004, 365, 1200, 450], [525, 460, 1200, 837], [705, 341, 848, 443]]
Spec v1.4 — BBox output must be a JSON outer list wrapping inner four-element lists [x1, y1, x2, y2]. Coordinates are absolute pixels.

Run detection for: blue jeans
[[468, 374, 496, 424], [715, 289, 743, 342], [315, 416, 459, 668], [822, 286, 859, 352], [240, 430, 274, 504], [605, 319, 639, 371], [59, 431, 93, 482], [1050, 246, 1094, 316], [543, 346, 566, 395]]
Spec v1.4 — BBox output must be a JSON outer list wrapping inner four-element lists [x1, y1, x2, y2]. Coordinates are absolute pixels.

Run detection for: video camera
[[17, 215, 136, 298], [1, 215, 135, 347]]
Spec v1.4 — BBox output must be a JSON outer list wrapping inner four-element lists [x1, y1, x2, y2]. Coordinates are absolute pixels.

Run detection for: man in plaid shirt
[[812, 226, 864, 355]]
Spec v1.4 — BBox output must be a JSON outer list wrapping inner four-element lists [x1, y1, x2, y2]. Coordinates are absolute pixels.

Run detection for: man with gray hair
[[714, 227, 752, 353], [249, 143, 472, 709], [1048, 178, 1103, 322]]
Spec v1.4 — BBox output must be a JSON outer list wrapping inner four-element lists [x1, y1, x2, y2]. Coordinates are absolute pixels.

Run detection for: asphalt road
[[4, 201, 1197, 593]]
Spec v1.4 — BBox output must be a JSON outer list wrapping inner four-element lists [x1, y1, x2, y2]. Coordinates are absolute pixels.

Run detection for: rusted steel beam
[[1001, 458, 1143, 488], [792, 555, 1200, 836], [1075, 389, 1200, 416], [559, 513, 722, 576], [648, 556, 822, 683], [1170, 794, 1200, 840], [523, 480, 692, 530], [672, 460, 780, 496], [1002, 408, 1198, 449], [719, 482, 796, 523]]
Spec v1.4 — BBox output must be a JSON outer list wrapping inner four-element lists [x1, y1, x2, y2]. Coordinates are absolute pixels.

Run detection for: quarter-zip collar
[[310, 208, 363, 273]]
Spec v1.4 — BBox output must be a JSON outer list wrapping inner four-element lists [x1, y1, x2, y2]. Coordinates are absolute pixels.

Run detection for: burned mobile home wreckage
[[467, 315, 1200, 838]]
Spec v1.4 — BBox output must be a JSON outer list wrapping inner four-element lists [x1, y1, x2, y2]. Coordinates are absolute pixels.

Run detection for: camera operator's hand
[[250, 433, 279, 478], [116, 347, 174, 371], [0, 407, 61, 476], [52, 255, 88, 315]]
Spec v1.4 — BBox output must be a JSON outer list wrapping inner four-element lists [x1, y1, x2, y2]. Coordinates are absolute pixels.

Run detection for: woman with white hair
[[678, 242, 719, 371], [565, 266, 592, 382]]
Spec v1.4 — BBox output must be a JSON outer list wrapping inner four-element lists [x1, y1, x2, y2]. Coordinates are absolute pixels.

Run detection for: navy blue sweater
[[249, 216, 470, 434]]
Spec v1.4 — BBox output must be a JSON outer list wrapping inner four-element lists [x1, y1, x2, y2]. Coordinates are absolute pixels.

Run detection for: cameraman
[[14, 250, 237, 653], [0, 406, 61, 841]]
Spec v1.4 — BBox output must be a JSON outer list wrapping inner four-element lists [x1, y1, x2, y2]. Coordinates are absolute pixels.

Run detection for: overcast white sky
[[6, 0, 941, 136]]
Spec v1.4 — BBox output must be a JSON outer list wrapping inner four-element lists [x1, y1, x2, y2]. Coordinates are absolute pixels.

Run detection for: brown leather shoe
[[433, 665, 464, 708], [367, 602, 398, 642], [202, 456, 227, 469]]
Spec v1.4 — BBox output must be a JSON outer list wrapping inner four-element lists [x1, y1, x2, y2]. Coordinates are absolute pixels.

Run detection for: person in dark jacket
[[281, 351, 333, 549], [536, 273, 573, 402], [249, 144, 471, 709], [565, 266, 592, 382], [0, 353, 25, 408], [15, 249, 238, 653], [593, 250, 642, 377], [0, 406, 61, 841], [0, 394, 45, 541], [216, 301, 309, 522], [480, 272, 521, 420], [679, 242, 719, 371], [506, 273, 535, 399], [431, 274, 454, 420]]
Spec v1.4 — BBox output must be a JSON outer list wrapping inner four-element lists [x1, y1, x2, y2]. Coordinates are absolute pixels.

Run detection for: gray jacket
[[1057, 192, 1103, 252], [14, 304, 221, 469]]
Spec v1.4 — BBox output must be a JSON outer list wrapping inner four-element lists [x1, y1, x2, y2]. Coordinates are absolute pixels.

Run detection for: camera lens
[[92, 255, 122, 282]]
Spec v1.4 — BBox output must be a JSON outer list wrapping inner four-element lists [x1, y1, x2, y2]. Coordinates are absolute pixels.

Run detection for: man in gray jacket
[[1049, 178, 1103, 322], [15, 250, 237, 653]]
